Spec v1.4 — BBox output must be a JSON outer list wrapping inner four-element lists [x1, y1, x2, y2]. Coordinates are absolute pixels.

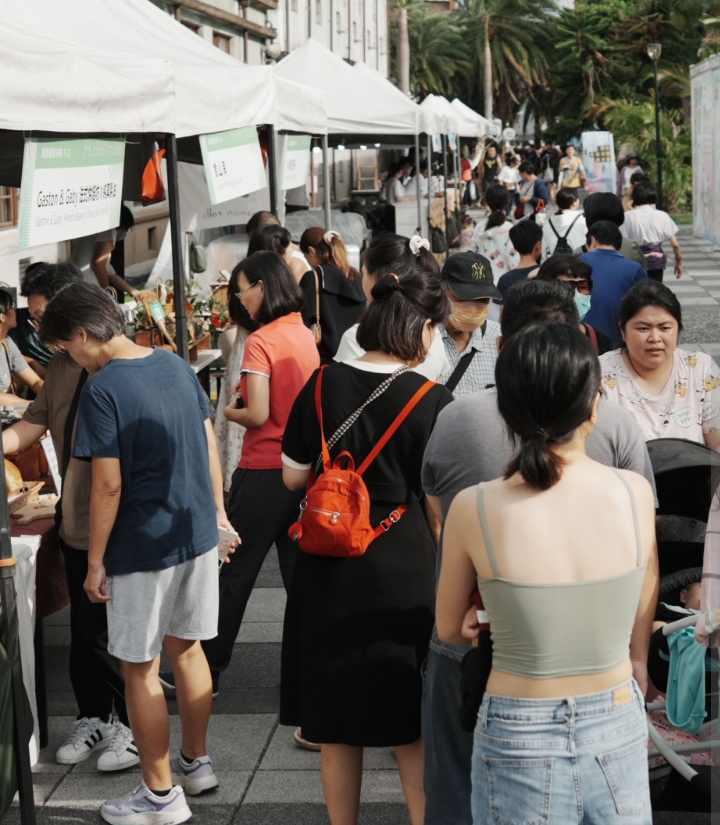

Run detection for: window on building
[[0, 188, 18, 229], [336, 10, 341, 32], [353, 20, 357, 40], [147, 226, 158, 252], [367, 29, 371, 48], [379, 36, 384, 54], [181, 20, 200, 34], [291, 0, 297, 10], [316, 0, 322, 24], [213, 32, 232, 53]]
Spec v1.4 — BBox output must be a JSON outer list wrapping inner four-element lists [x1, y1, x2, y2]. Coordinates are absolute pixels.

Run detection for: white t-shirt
[[498, 166, 519, 187], [71, 229, 117, 286], [620, 204, 679, 246], [542, 211, 588, 260], [404, 175, 428, 197], [334, 323, 450, 381], [380, 177, 406, 206]]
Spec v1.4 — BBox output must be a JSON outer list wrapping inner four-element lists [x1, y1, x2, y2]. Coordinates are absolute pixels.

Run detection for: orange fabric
[[239, 313, 319, 470], [141, 147, 166, 206], [289, 366, 434, 558]]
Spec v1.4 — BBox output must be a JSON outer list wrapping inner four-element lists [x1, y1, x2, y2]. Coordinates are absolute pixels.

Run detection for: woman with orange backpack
[[280, 264, 453, 825]]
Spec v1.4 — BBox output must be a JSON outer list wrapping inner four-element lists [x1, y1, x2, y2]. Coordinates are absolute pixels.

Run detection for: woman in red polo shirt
[[201, 251, 320, 691]]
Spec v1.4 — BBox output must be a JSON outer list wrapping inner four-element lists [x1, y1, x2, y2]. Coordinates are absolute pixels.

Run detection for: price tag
[[149, 302, 166, 323]]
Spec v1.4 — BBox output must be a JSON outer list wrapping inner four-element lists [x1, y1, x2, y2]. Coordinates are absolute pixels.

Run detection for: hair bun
[[372, 272, 403, 300]]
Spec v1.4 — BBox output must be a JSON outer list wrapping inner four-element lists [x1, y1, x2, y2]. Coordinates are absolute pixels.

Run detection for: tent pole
[[442, 134, 450, 246], [414, 132, 421, 236], [267, 125, 278, 217], [426, 134, 433, 233], [165, 134, 189, 363], [0, 443, 36, 825], [322, 134, 332, 230]]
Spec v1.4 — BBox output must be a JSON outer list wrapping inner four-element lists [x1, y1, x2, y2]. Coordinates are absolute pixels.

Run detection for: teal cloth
[[665, 626, 707, 734]]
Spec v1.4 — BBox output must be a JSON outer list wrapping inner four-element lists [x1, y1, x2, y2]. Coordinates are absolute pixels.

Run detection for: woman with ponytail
[[437, 322, 657, 825], [281, 264, 453, 825], [299, 227, 366, 364], [333, 233, 451, 380], [471, 183, 520, 285]]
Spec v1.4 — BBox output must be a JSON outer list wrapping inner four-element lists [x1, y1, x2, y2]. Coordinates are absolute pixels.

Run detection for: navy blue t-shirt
[[497, 265, 538, 299], [73, 348, 218, 576], [581, 248, 647, 346]]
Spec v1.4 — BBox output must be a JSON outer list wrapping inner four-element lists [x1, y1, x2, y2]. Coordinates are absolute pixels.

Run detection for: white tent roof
[[451, 99, 499, 137], [353, 61, 441, 136], [0, 0, 327, 137], [0, 20, 175, 134], [419, 95, 461, 136], [275, 39, 419, 135]]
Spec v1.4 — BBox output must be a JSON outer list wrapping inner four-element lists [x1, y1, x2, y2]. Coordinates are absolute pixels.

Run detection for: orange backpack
[[288, 365, 434, 558]]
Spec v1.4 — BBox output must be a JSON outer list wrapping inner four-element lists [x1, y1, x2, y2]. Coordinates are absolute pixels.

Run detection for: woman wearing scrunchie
[[333, 233, 451, 381], [298, 227, 366, 364]]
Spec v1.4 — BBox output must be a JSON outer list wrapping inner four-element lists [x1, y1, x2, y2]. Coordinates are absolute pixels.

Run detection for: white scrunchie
[[409, 235, 430, 256], [323, 230, 341, 244]]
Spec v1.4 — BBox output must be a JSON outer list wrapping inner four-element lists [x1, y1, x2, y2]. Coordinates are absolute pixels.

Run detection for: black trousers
[[60, 540, 129, 725], [202, 467, 302, 674], [648, 269, 664, 282]]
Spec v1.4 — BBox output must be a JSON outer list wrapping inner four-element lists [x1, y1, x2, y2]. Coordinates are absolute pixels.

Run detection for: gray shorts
[[106, 549, 219, 663]]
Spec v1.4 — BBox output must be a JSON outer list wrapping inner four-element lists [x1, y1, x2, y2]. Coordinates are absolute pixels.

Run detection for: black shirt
[[497, 265, 538, 299], [583, 324, 614, 355], [8, 308, 52, 367]]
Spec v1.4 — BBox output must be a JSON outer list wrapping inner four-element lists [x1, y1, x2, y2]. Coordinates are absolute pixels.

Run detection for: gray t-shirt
[[422, 388, 657, 660], [0, 337, 29, 393]]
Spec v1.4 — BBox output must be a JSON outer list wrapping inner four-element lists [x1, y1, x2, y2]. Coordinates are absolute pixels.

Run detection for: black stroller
[[646, 438, 720, 811]]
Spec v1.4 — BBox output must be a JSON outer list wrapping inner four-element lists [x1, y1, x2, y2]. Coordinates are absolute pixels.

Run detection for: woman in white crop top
[[437, 322, 658, 825]]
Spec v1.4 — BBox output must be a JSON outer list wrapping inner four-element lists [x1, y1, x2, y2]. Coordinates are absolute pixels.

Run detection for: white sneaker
[[97, 722, 141, 772], [56, 716, 114, 765]]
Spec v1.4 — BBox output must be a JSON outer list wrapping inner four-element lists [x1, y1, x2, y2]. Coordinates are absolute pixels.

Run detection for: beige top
[[23, 354, 91, 549]]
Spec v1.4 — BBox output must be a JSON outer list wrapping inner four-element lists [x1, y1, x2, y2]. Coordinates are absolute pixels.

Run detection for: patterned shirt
[[0, 336, 29, 393], [599, 348, 720, 443], [438, 321, 501, 398]]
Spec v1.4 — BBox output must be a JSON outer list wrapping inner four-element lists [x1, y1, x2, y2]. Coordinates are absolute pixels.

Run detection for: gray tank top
[[476, 469, 646, 679]]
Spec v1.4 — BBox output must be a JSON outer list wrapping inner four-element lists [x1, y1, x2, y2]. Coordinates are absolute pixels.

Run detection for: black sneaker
[[159, 671, 219, 699]]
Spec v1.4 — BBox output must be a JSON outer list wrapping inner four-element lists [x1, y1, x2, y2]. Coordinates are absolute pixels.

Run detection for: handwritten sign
[[199, 127, 267, 205]]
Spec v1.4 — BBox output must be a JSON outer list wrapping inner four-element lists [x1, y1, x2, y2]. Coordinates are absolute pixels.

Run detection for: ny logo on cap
[[471, 262, 485, 280]]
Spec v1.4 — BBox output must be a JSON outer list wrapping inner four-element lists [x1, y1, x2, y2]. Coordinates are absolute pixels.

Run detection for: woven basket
[[8, 481, 45, 515]]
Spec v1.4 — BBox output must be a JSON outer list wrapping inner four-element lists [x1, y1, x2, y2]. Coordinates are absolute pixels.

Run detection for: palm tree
[[407, 4, 468, 98], [454, 0, 553, 123]]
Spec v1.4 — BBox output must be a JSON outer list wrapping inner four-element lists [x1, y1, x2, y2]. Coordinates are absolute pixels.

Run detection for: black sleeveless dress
[[280, 361, 453, 746]]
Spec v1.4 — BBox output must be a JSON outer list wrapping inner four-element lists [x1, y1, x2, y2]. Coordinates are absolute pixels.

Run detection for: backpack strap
[[585, 324, 599, 354], [314, 365, 332, 472], [357, 380, 435, 476]]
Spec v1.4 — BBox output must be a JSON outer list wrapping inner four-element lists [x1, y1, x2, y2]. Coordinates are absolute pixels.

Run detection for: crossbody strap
[[585, 324, 599, 353], [314, 265, 322, 326], [444, 323, 486, 394], [62, 368, 89, 479]]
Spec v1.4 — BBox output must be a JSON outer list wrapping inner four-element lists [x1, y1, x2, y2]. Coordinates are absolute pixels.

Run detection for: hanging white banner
[[431, 134, 442, 153], [18, 137, 124, 249], [280, 135, 311, 191], [581, 131, 617, 194], [199, 126, 267, 205]]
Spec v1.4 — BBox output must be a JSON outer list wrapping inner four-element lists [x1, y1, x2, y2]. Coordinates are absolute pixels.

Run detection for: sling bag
[[444, 323, 486, 395], [289, 365, 433, 557]]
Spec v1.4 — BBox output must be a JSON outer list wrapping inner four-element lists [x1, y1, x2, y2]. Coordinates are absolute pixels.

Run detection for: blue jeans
[[422, 651, 474, 825], [472, 679, 651, 824]]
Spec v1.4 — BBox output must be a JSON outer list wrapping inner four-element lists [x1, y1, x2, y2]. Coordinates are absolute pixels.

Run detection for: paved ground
[[8, 227, 719, 825]]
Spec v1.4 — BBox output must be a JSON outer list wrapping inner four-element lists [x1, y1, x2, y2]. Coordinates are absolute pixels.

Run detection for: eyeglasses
[[562, 278, 593, 295], [235, 281, 260, 298]]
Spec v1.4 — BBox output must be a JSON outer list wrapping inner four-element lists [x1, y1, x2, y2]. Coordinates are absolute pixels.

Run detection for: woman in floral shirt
[[600, 280, 720, 447]]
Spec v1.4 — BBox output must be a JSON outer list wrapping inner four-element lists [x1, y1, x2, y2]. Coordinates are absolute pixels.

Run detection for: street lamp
[[647, 42, 663, 209]]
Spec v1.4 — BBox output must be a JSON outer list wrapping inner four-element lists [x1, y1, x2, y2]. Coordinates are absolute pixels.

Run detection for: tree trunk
[[399, 7, 410, 96], [484, 38, 492, 122]]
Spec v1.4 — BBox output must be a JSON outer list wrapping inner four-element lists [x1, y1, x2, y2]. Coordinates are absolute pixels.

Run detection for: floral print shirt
[[599, 348, 720, 443]]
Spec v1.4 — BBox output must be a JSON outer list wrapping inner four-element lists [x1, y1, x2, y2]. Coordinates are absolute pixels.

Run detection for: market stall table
[[10, 516, 69, 752], [191, 349, 223, 395]]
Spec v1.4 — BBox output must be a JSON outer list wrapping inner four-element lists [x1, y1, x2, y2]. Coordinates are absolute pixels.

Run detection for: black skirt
[[280, 500, 436, 747]]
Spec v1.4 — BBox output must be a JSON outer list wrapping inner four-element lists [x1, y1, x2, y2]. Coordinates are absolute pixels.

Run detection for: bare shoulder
[[615, 467, 655, 509], [446, 485, 480, 525]]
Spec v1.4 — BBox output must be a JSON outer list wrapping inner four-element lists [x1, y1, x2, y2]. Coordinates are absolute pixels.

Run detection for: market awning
[[419, 95, 460, 136], [451, 98, 498, 137]]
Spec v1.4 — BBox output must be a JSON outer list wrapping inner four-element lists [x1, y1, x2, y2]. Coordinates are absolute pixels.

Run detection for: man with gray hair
[[40, 283, 236, 825]]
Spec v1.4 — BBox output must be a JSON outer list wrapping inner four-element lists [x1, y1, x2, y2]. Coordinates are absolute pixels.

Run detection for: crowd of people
[[2, 181, 717, 825]]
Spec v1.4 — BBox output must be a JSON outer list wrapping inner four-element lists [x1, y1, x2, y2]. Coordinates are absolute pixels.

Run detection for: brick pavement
[[7, 228, 718, 825]]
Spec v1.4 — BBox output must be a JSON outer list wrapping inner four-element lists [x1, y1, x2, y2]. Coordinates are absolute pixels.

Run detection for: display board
[[18, 137, 124, 248], [199, 126, 267, 205], [280, 135, 311, 191], [581, 131, 616, 194], [691, 53, 720, 248]]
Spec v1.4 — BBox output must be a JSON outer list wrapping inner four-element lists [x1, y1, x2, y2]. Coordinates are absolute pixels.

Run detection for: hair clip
[[323, 230, 340, 244]]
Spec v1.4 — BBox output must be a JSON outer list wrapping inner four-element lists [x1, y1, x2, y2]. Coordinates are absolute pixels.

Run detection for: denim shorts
[[472, 679, 651, 825]]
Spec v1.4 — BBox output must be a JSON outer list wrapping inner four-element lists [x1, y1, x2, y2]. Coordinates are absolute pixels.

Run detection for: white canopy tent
[[451, 98, 499, 138], [0, 0, 326, 138], [419, 95, 461, 137]]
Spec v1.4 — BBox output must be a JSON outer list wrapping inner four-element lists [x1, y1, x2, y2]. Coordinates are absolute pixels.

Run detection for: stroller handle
[[662, 613, 699, 636]]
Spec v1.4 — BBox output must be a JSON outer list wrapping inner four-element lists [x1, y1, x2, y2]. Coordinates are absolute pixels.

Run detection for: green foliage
[[406, 2, 469, 98], [601, 97, 692, 211]]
